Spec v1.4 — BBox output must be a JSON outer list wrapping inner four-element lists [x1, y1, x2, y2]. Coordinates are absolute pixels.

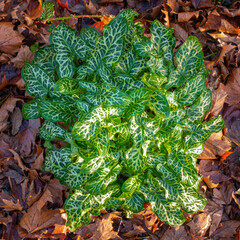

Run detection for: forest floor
[[0, 0, 240, 239]]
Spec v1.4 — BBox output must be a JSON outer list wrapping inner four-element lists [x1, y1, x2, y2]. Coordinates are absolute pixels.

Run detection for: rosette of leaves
[[22, 10, 224, 231]]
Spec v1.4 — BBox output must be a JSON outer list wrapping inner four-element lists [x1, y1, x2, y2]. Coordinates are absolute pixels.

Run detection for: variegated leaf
[[22, 62, 55, 98]]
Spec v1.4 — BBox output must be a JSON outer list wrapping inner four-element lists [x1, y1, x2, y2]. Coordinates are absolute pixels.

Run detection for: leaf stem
[[43, 15, 102, 22]]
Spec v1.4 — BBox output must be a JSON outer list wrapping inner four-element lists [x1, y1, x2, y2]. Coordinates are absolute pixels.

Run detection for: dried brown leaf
[[11, 45, 34, 68], [14, 119, 40, 157], [200, 131, 231, 159], [173, 23, 188, 42], [209, 83, 227, 117], [187, 213, 211, 236], [0, 191, 23, 211], [225, 68, 240, 106], [211, 220, 240, 239], [0, 22, 24, 54], [178, 10, 200, 22], [0, 97, 22, 132], [161, 226, 189, 240], [198, 160, 230, 188], [10, 107, 23, 135]]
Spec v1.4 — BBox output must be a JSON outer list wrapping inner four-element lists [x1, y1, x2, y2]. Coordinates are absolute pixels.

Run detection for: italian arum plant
[[22, 10, 224, 231]]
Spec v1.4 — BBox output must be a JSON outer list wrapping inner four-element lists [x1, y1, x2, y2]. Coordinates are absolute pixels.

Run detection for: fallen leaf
[[211, 220, 240, 239], [19, 205, 66, 234], [217, 44, 236, 63], [209, 32, 240, 46], [222, 103, 240, 146], [178, 10, 200, 22], [187, 213, 211, 236], [212, 181, 235, 205], [201, 10, 240, 35], [161, 225, 189, 240], [0, 191, 23, 211], [225, 68, 240, 106], [167, 0, 178, 13], [0, 139, 12, 158], [209, 83, 227, 117], [11, 45, 35, 68], [232, 189, 240, 208], [0, 97, 22, 132], [0, 75, 8, 90], [220, 151, 233, 162], [0, 22, 24, 54], [198, 159, 230, 188], [172, 23, 188, 42], [15, 119, 41, 157], [200, 131, 231, 159], [191, 0, 201, 8], [219, 6, 240, 17], [31, 145, 44, 170], [221, 148, 240, 182], [27, 0, 43, 20], [10, 107, 23, 135]]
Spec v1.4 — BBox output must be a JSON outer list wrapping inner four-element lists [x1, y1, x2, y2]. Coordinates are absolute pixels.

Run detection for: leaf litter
[[0, 0, 240, 239]]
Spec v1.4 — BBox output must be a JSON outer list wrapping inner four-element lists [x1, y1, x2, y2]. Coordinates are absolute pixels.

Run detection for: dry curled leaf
[[178, 10, 200, 22], [0, 97, 22, 132], [225, 68, 240, 106], [0, 22, 24, 55], [11, 45, 35, 68]]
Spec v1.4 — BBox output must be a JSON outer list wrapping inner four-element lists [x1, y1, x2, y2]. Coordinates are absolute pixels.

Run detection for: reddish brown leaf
[[19, 205, 67, 235], [220, 151, 233, 162], [178, 10, 201, 22], [211, 220, 240, 239], [27, 0, 43, 20], [225, 68, 240, 106], [200, 131, 231, 159], [187, 213, 212, 236], [0, 75, 8, 90], [10, 107, 23, 135], [0, 191, 23, 211], [198, 160, 230, 188], [209, 83, 227, 117], [0, 97, 22, 132], [166, 0, 178, 13], [0, 22, 24, 54], [14, 119, 41, 157], [11, 45, 34, 69]]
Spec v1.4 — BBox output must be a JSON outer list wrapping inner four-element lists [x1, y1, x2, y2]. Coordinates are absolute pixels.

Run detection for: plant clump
[[22, 10, 224, 231]]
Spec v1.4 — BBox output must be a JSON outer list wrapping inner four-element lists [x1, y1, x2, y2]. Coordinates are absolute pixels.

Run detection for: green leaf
[[39, 121, 71, 141], [64, 162, 91, 189], [72, 107, 119, 141], [140, 174, 186, 227], [22, 99, 41, 119], [22, 62, 55, 98], [64, 187, 115, 231], [165, 36, 204, 89], [34, 45, 56, 79], [150, 20, 176, 67], [149, 92, 170, 118], [40, 1, 55, 19], [84, 164, 122, 194], [50, 22, 86, 78], [54, 77, 82, 95], [43, 147, 72, 180], [39, 100, 78, 123], [122, 175, 141, 193], [142, 73, 168, 91], [186, 88, 212, 122], [176, 73, 206, 108]]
